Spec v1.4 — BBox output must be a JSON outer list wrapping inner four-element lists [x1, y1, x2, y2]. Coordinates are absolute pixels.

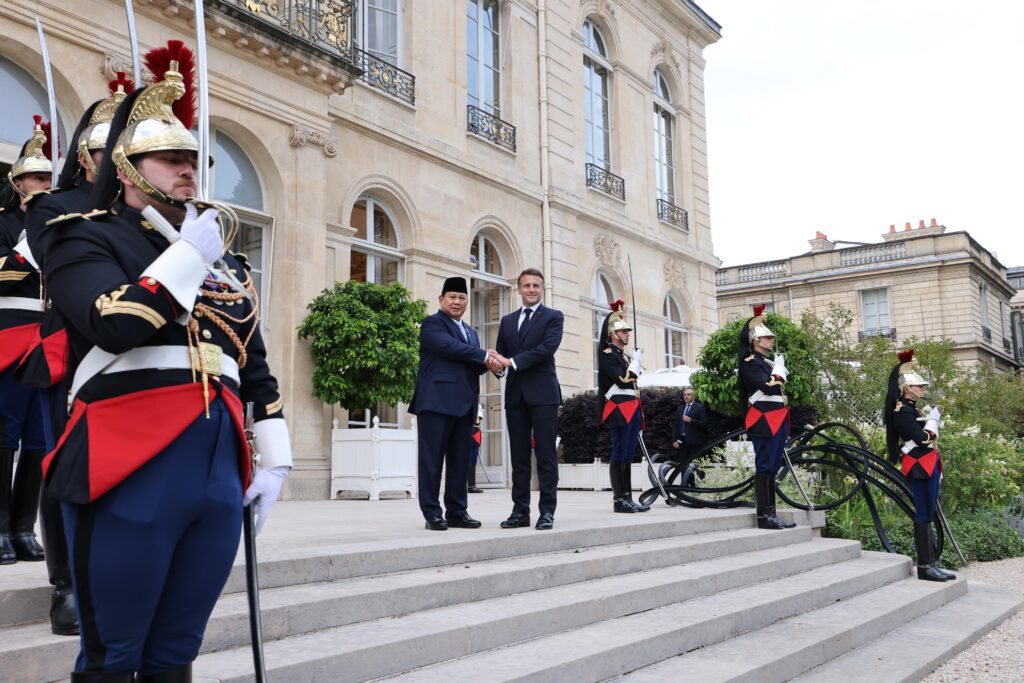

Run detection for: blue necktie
[[683, 404, 690, 435], [458, 322, 468, 343]]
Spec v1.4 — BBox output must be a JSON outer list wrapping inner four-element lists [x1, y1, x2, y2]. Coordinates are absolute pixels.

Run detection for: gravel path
[[922, 557, 1024, 682]]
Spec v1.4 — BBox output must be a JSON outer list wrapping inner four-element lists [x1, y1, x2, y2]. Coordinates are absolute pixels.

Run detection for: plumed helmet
[[9, 115, 53, 180], [78, 72, 136, 174]]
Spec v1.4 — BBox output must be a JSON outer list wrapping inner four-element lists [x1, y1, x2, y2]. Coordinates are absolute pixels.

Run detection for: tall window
[[979, 282, 990, 331], [653, 69, 675, 204], [211, 130, 272, 330], [582, 20, 611, 170], [349, 196, 403, 285], [467, 0, 501, 116], [0, 56, 66, 168], [356, 0, 401, 65], [591, 271, 615, 387], [664, 294, 686, 367], [861, 288, 890, 334], [999, 300, 1006, 342]]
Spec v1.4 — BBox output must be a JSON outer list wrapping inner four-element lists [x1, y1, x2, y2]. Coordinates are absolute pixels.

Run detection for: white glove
[[771, 353, 788, 382], [178, 203, 223, 264], [243, 465, 289, 535], [627, 348, 643, 375], [924, 406, 941, 437]]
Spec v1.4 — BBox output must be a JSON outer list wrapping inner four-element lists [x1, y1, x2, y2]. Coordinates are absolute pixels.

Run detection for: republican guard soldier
[[42, 41, 292, 681]]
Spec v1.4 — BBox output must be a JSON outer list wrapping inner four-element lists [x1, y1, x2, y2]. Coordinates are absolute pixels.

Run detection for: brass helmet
[[896, 349, 928, 389], [7, 115, 54, 197], [747, 304, 774, 341], [78, 72, 136, 175], [110, 40, 198, 205], [606, 300, 632, 340]]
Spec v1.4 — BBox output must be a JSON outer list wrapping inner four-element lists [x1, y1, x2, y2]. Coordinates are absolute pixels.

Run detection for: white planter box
[[331, 417, 417, 501], [557, 460, 645, 491]]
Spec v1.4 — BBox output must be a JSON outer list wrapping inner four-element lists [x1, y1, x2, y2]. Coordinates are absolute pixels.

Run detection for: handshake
[[485, 349, 511, 374]]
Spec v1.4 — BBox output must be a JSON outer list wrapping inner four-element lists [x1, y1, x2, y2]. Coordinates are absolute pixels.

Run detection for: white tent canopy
[[636, 364, 696, 388]]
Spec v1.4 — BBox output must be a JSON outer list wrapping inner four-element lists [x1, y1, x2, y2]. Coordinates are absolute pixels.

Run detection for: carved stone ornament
[[594, 234, 621, 268], [288, 124, 339, 158], [597, 0, 617, 20], [102, 53, 135, 80], [664, 260, 686, 290]]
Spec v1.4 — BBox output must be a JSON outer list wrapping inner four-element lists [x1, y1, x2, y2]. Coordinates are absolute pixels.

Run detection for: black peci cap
[[442, 276, 468, 295]]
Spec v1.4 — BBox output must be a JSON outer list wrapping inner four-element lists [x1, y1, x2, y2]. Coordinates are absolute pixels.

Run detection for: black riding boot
[[1, 447, 17, 564], [768, 474, 796, 528], [467, 465, 482, 493], [927, 524, 957, 580], [755, 472, 785, 529], [137, 662, 193, 682], [610, 460, 633, 513], [41, 485, 78, 634], [621, 461, 650, 512], [11, 450, 46, 561], [914, 521, 948, 582]]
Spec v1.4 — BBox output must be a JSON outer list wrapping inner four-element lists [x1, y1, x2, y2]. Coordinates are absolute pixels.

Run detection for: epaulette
[[744, 354, 755, 362], [602, 348, 612, 354], [894, 400, 903, 412], [23, 189, 52, 205], [45, 209, 108, 226], [229, 250, 253, 272]]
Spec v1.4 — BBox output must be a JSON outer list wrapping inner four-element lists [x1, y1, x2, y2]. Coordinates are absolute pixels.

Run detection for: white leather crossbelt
[[71, 344, 240, 402], [605, 385, 638, 400], [749, 390, 786, 405], [0, 296, 44, 312]]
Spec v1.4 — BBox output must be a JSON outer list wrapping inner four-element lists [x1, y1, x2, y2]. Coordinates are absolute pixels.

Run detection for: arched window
[[349, 195, 403, 285], [653, 69, 675, 205], [664, 293, 687, 367], [0, 56, 66, 169], [582, 20, 611, 171], [467, 0, 501, 117], [591, 270, 616, 387], [210, 129, 273, 330], [470, 231, 511, 487]]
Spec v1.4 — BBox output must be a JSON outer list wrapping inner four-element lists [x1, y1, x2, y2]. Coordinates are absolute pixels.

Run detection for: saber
[[626, 254, 639, 354], [243, 403, 268, 682], [124, 0, 142, 86], [936, 500, 967, 567], [781, 445, 814, 510], [34, 17, 59, 186], [193, 0, 211, 199], [636, 433, 668, 501]]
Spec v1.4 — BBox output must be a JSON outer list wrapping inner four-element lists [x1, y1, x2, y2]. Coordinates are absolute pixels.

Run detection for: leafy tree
[[297, 281, 427, 411], [691, 313, 816, 416]]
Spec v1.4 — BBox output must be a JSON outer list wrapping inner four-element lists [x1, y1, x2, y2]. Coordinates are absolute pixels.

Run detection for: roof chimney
[[809, 231, 835, 253], [889, 225, 896, 233], [883, 217, 948, 241]]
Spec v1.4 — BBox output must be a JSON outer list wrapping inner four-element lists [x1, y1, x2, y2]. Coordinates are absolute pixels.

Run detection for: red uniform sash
[[901, 449, 941, 478], [745, 405, 789, 436], [0, 322, 41, 372]]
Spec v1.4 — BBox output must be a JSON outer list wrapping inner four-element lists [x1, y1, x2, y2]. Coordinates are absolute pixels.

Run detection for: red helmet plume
[[37, 118, 60, 160], [107, 71, 136, 96], [610, 299, 625, 312], [143, 39, 196, 129], [897, 349, 915, 364], [752, 304, 766, 316]]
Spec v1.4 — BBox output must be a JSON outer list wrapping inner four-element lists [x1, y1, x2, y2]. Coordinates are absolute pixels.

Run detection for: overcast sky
[[699, 0, 1024, 269]]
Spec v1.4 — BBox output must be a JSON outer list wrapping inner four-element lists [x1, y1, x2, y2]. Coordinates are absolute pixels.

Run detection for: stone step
[[0, 525, 812, 683], [613, 576, 969, 682], [191, 539, 875, 682], [791, 581, 1024, 682]]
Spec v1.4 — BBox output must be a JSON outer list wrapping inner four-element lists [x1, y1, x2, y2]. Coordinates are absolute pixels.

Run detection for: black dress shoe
[[13, 533, 45, 561], [0, 534, 16, 565], [424, 517, 449, 531], [467, 485, 483, 493], [50, 587, 79, 636], [446, 513, 482, 529], [535, 513, 554, 530], [500, 513, 530, 528]]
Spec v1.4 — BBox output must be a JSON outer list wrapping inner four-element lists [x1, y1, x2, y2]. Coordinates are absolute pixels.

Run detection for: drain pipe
[[537, 0, 553, 306]]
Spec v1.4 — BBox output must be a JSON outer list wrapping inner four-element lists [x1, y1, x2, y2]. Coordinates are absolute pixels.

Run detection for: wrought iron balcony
[[585, 163, 625, 201], [214, 0, 355, 64], [656, 198, 688, 231], [858, 327, 897, 341], [1003, 337, 1012, 352], [467, 105, 516, 152], [353, 48, 416, 105], [982, 326, 992, 341]]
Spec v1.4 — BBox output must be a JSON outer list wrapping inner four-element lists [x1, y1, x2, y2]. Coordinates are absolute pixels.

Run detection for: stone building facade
[[1, 0, 722, 498], [716, 221, 1018, 372]]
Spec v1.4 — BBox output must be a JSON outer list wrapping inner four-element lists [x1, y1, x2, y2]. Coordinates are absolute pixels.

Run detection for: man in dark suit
[[409, 277, 496, 530], [671, 388, 708, 485], [491, 268, 563, 530]]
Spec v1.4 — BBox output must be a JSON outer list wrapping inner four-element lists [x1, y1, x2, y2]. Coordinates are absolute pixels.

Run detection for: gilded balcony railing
[[467, 105, 516, 152], [657, 198, 688, 231], [352, 48, 416, 104], [215, 0, 355, 63], [585, 163, 625, 201]]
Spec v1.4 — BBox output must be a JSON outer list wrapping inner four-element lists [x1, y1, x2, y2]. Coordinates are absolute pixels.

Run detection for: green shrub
[[938, 431, 1024, 513]]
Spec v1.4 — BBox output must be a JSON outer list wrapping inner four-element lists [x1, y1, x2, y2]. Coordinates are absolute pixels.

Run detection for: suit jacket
[[408, 310, 487, 417], [495, 304, 563, 408], [672, 400, 708, 446]]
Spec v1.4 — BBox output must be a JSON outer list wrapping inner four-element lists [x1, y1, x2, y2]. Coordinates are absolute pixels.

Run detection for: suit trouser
[[506, 403, 559, 516], [62, 399, 242, 675], [416, 410, 473, 519]]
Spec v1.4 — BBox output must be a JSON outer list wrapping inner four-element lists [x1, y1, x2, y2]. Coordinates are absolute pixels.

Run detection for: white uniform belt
[[605, 385, 638, 400], [71, 344, 240, 403], [749, 390, 786, 405], [0, 296, 44, 312], [902, 441, 919, 454]]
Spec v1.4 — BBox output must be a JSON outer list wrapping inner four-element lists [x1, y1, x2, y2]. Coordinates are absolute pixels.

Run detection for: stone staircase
[[0, 496, 1019, 682]]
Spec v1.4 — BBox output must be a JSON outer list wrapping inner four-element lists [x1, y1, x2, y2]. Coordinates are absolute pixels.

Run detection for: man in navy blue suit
[[491, 269, 564, 530], [409, 277, 496, 530]]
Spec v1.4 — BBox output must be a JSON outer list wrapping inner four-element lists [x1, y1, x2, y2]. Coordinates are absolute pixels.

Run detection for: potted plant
[[298, 281, 427, 500]]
